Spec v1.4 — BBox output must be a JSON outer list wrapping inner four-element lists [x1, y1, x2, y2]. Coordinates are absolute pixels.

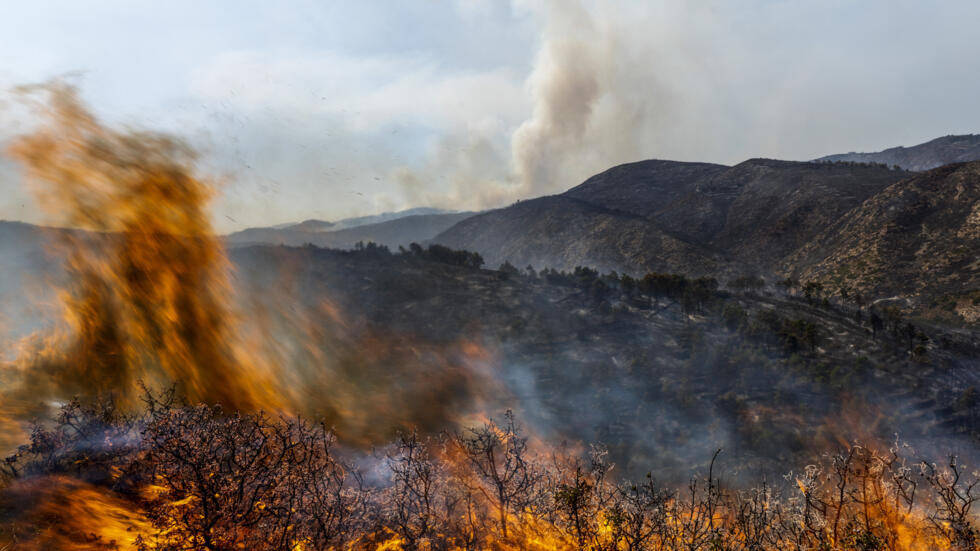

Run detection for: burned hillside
[[231, 243, 980, 479]]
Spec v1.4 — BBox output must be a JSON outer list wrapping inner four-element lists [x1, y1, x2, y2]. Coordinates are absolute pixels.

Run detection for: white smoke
[[393, 0, 695, 211], [510, 0, 602, 197]]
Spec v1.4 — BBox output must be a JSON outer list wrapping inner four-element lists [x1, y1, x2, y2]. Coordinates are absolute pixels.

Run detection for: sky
[[1, 0, 980, 233]]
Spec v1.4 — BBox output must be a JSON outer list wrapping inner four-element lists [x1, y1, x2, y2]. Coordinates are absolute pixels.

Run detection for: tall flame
[[3, 82, 282, 414]]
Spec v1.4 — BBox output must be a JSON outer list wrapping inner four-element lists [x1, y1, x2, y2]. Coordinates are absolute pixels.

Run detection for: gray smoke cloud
[[393, 0, 685, 210], [391, 0, 980, 215], [510, 0, 601, 197]]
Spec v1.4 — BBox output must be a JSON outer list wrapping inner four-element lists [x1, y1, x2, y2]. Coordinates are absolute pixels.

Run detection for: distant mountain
[[434, 159, 908, 275], [226, 211, 475, 250], [285, 219, 335, 232], [814, 134, 980, 171], [265, 207, 456, 235], [787, 161, 980, 322], [333, 207, 454, 230]]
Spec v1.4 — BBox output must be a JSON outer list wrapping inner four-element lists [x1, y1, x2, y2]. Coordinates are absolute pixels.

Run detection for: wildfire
[[0, 475, 153, 550], [1, 82, 284, 418], [0, 83, 978, 550], [2, 393, 977, 550]]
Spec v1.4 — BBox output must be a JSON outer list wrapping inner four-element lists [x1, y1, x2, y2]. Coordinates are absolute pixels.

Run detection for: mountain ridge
[[814, 134, 980, 171], [431, 141, 979, 323], [434, 158, 909, 275], [226, 210, 474, 250]]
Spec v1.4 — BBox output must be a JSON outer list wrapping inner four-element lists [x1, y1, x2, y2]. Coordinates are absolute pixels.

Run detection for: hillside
[[3, 219, 980, 475], [230, 244, 980, 477], [430, 195, 733, 276], [430, 153, 980, 325], [709, 159, 908, 266], [7, 241, 980, 548], [434, 159, 908, 275], [815, 134, 980, 171], [787, 161, 980, 323]]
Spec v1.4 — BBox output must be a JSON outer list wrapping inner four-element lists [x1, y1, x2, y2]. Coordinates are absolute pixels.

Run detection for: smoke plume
[[395, 0, 677, 210], [510, 0, 605, 198]]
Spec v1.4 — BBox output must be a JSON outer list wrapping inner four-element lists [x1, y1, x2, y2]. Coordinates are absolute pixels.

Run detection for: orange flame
[[2, 82, 283, 416], [0, 475, 152, 550]]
